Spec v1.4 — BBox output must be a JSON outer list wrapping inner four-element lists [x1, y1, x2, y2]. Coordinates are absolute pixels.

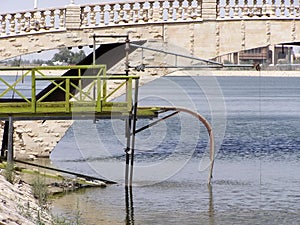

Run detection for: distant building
[[217, 45, 294, 65]]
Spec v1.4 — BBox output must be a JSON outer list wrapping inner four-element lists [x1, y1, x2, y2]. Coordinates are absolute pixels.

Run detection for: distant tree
[[32, 59, 46, 66], [51, 48, 86, 65], [72, 50, 86, 64], [11, 58, 22, 66], [52, 48, 73, 64]]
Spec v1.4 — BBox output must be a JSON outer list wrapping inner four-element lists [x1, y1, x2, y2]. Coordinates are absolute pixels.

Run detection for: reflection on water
[[51, 76, 300, 224], [208, 184, 214, 225], [124, 185, 215, 225], [125, 186, 134, 225]]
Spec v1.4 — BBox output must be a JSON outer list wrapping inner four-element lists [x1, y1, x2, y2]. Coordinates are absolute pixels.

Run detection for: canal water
[[50, 74, 300, 224]]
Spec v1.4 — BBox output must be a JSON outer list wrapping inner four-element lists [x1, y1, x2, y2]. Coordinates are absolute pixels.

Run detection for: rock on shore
[[0, 174, 52, 225]]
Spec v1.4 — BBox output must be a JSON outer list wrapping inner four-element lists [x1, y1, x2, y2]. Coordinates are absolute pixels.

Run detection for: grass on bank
[[0, 162, 85, 225]]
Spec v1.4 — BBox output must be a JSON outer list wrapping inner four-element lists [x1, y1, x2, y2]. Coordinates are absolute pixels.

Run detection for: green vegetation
[[1, 48, 86, 66], [31, 175, 49, 207], [52, 49, 86, 65], [2, 162, 16, 184]]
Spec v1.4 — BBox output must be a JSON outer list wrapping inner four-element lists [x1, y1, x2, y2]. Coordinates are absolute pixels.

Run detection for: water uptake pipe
[[157, 106, 215, 184]]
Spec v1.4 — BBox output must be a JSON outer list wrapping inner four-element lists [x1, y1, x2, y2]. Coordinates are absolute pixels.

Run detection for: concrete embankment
[[0, 174, 52, 224]]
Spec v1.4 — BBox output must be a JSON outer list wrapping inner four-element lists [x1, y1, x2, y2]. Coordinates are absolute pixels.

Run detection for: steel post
[[7, 116, 14, 164], [1, 121, 9, 157], [129, 79, 139, 186]]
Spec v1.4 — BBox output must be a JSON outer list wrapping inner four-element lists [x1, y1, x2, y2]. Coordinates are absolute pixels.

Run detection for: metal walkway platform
[[0, 65, 159, 120]]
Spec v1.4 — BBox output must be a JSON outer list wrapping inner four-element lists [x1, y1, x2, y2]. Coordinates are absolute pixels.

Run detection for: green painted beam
[[0, 65, 160, 121]]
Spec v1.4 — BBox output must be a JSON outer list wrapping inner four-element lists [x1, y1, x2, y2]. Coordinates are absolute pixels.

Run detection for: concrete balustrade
[[217, 0, 300, 19], [79, 0, 202, 27], [0, 0, 203, 37], [0, 8, 66, 37]]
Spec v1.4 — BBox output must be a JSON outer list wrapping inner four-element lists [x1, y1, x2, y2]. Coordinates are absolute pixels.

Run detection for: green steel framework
[[0, 65, 158, 120]]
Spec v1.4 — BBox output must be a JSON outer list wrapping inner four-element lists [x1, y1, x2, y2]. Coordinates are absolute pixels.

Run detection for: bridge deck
[[0, 65, 159, 120]]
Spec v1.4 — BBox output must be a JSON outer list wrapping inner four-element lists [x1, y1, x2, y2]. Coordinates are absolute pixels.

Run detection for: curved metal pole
[[158, 107, 215, 184]]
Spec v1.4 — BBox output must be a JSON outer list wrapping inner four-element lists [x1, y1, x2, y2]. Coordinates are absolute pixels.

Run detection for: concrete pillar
[[65, 4, 81, 29], [272, 45, 275, 65], [202, 0, 217, 20], [34, 0, 38, 9]]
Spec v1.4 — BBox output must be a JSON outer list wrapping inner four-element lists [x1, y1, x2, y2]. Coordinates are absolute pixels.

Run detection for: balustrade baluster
[[10, 15, 15, 34], [1, 16, 6, 35], [40, 11, 46, 29], [109, 4, 114, 24], [225, 0, 231, 17], [133, 3, 139, 22], [129, 3, 135, 22], [293, 0, 299, 17], [23, 13, 30, 32], [14, 14, 20, 33], [148, 1, 154, 22], [141, 3, 149, 22], [295, 5, 300, 17], [30, 12, 35, 30], [261, 0, 266, 16], [168, 1, 174, 20], [83, 7, 89, 26], [54, 10, 60, 29], [114, 4, 120, 24], [59, 9, 65, 28], [280, 0, 285, 16], [177, 0, 183, 20], [217, 0, 221, 17], [123, 4, 130, 23], [190, 0, 197, 19], [5, 15, 10, 35], [197, 0, 201, 18], [269, 0, 274, 16], [289, 0, 294, 17], [49, 10, 55, 28], [260, 0, 267, 17], [90, 6, 96, 26], [0, 16, 2, 35], [138, 3, 145, 22], [185, 0, 192, 20], [103, 5, 108, 25], [118, 3, 125, 22], [159, 1, 164, 21], [99, 5, 105, 24], [233, 0, 240, 18]]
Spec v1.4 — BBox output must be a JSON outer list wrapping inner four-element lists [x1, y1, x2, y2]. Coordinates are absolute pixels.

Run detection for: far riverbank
[[168, 69, 300, 77]]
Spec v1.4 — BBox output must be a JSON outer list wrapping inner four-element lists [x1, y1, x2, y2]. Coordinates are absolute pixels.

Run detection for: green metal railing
[[0, 65, 149, 119]]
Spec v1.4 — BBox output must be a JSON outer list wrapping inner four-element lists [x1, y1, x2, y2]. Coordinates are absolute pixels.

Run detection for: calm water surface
[[51, 75, 300, 225]]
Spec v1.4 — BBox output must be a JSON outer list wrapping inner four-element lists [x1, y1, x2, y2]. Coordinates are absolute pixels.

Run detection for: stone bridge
[[0, 0, 300, 61]]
